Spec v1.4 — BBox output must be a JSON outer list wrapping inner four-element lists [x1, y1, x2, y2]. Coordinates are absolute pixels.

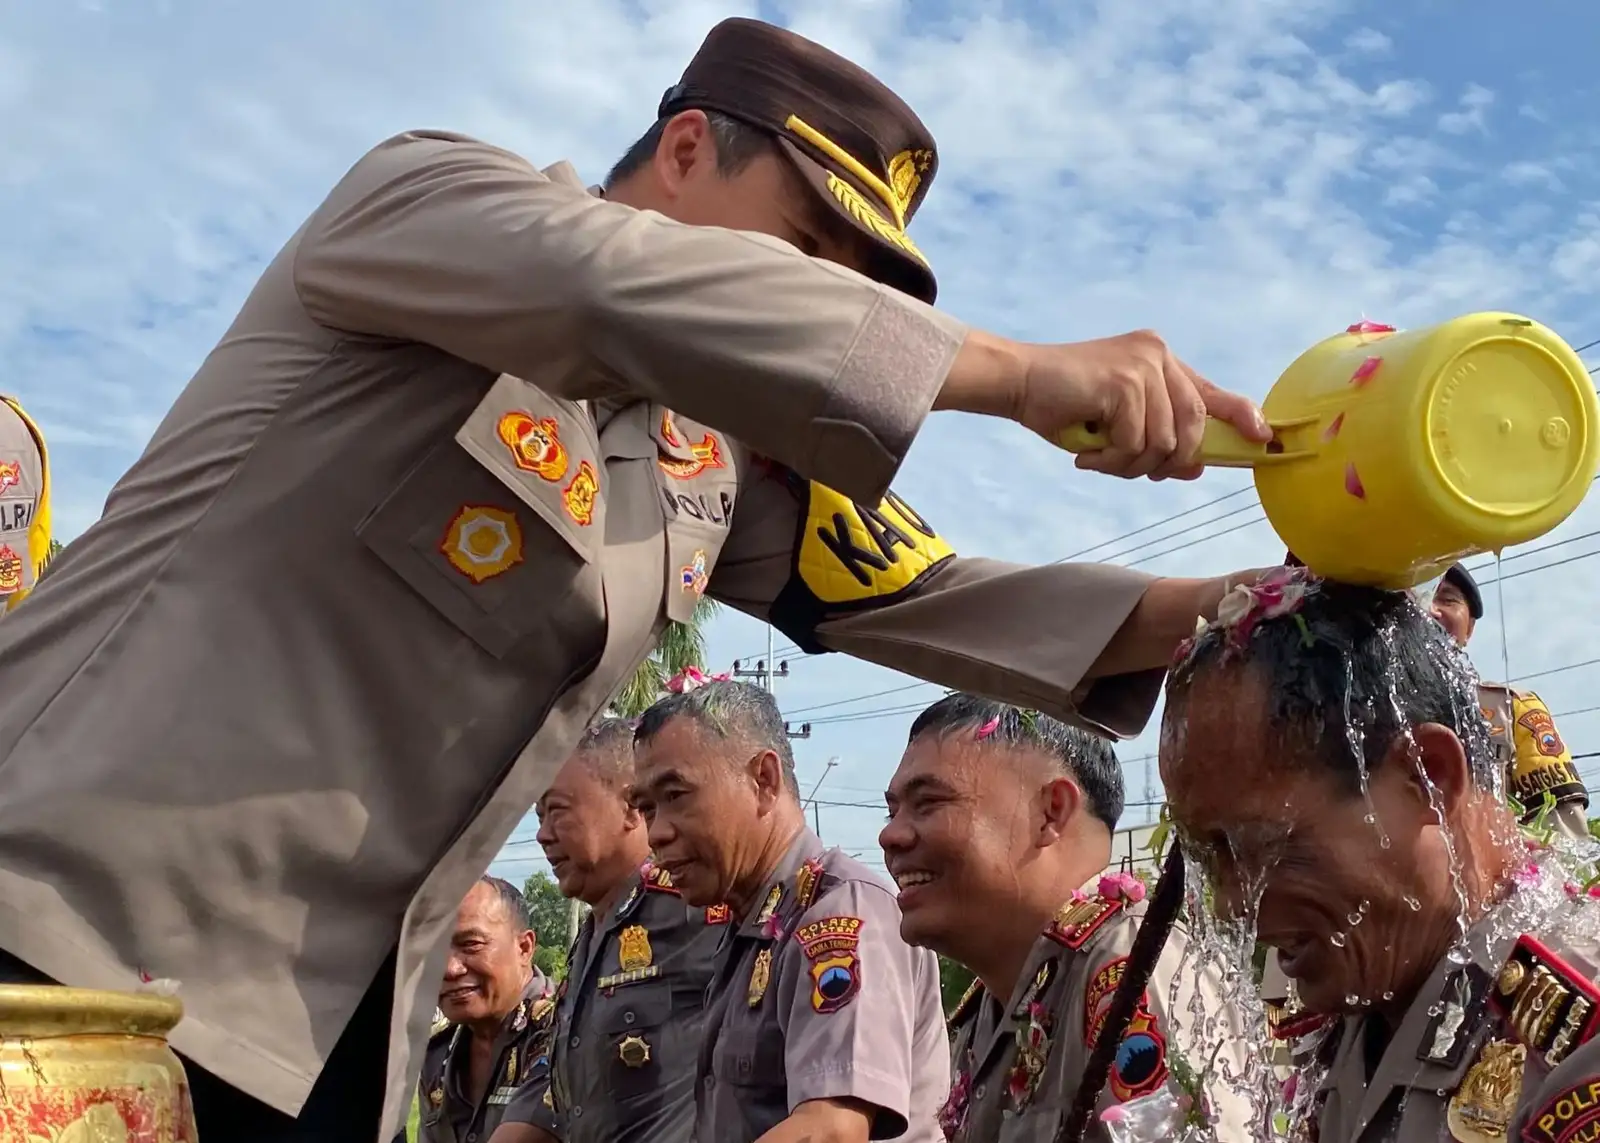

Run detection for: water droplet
[[1382, 991, 1394, 1001], [1330, 932, 1347, 947], [1447, 947, 1470, 964], [1404, 895, 1422, 912], [1360, 998, 1373, 1007], [1426, 1003, 1444, 1016], [1344, 993, 1360, 1006], [1380, 835, 1393, 849], [1359, 900, 1371, 914], [1363, 813, 1377, 825], [1347, 912, 1364, 926]]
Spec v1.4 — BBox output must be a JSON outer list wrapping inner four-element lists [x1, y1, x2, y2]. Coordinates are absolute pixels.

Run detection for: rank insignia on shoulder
[[429, 1007, 451, 1037], [641, 863, 681, 896], [529, 996, 555, 1023], [1045, 895, 1123, 951], [757, 884, 784, 926], [795, 857, 825, 909], [1490, 934, 1600, 1066], [947, 977, 984, 1030], [704, 903, 732, 925], [1416, 965, 1488, 1067]]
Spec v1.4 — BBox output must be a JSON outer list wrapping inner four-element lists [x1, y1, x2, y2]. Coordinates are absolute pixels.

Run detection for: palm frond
[[613, 597, 723, 717]]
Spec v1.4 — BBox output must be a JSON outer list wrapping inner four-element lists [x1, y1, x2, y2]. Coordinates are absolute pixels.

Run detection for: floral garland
[[664, 665, 732, 694], [1174, 565, 1318, 667]]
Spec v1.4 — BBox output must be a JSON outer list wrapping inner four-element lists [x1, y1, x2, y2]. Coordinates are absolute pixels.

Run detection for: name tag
[[597, 966, 661, 990]]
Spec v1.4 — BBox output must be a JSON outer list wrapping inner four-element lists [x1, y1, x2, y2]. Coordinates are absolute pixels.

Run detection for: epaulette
[[794, 857, 827, 909], [641, 861, 681, 896], [1044, 894, 1124, 951], [1266, 998, 1332, 1043], [947, 977, 983, 1030], [704, 903, 733, 925], [1414, 964, 1489, 1067], [428, 1007, 451, 1037], [529, 995, 556, 1024], [1491, 934, 1600, 1067]]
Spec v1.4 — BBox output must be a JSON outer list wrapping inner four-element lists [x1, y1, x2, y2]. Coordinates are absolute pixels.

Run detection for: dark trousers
[[0, 947, 394, 1142]]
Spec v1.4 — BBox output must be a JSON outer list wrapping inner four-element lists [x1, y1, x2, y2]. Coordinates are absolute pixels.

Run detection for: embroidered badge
[[428, 1084, 444, 1108], [748, 947, 772, 1008], [1491, 935, 1600, 1066], [795, 857, 825, 909], [642, 863, 681, 896], [1108, 998, 1169, 1103], [1084, 957, 1128, 1043], [562, 461, 599, 526], [440, 505, 523, 583], [658, 433, 724, 480], [618, 1034, 651, 1068], [1518, 706, 1568, 758], [529, 996, 555, 1023], [618, 925, 653, 973], [704, 903, 732, 925], [797, 916, 863, 1014], [495, 411, 569, 482], [0, 543, 23, 595], [660, 410, 682, 448], [1446, 1038, 1523, 1143], [0, 461, 21, 492], [681, 549, 709, 595], [1524, 1077, 1600, 1143], [1045, 895, 1124, 951]]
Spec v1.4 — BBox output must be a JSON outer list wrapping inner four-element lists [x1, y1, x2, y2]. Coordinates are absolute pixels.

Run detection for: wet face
[[633, 715, 788, 909], [643, 111, 873, 273], [1161, 668, 1469, 1015], [1429, 581, 1475, 647], [880, 733, 1083, 958], [438, 882, 535, 1027], [536, 752, 643, 904]]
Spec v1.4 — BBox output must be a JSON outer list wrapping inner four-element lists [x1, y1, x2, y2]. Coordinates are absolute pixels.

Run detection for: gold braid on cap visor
[[784, 114, 931, 268]]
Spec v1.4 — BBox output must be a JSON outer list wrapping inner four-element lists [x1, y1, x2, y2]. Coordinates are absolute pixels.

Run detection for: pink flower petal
[[1322, 412, 1345, 442], [1100, 1106, 1128, 1124], [975, 716, 1001, 740], [1346, 320, 1396, 335], [1587, 885, 1600, 899], [1350, 356, 1382, 386], [1098, 875, 1120, 899], [1344, 463, 1366, 499]]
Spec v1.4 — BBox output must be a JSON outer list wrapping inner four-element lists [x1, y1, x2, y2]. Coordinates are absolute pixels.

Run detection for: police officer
[[408, 877, 557, 1143], [631, 680, 946, 1143], [1160, 571, 1600, 1143], [1428, 562, 1591, 841], [493, 717, 728, 1143], [0, 16, 1271, 1140], [0, 395, 52, 614], [880, 695, 1251, 1142]]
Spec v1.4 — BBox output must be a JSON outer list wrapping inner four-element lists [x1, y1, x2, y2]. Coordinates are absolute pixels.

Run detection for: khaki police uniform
[[410, 974, 557, 1143], [504, 863, 730, 1143], [0, 397, 52, 614], [1481, 682, 1590, 843], [942, 894, 1252, 1143], [1309, 897, 1600, 1143], [0, 20, 1168, 1138], [697, 829, 947, 1142]]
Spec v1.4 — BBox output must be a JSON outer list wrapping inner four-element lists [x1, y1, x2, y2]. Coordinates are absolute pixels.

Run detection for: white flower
[[1215, 584, 1256, 627]]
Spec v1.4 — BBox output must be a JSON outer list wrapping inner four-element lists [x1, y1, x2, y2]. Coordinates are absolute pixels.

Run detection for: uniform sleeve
[[1509, 691, 1589, 818], [707, 466, 1163, 737], [1511, 1036, 1600, 1143], [777, 881, 945, 1139], [291, 131, 967, 505], [501, 1070, 562, 1138], [1138, 924, 1254, 1141]]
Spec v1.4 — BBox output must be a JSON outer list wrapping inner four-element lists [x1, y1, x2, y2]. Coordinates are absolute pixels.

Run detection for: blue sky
[[6, 0, 1600, 889]]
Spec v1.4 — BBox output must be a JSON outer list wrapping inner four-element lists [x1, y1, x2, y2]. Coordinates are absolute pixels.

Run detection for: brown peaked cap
[[660, 17, 941, 303]]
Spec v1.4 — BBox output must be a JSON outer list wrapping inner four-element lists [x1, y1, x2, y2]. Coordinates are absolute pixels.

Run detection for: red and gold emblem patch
[[562, 461, 599, 527], [0, 461, 21, 492], [797, 916, 862, 1014], [440, 506, 523, 583], [704, 903, 732, 925], [658, 434, 724, 481], [495, 411, 569, 482], [0, 544, 23, 595], [1518, 707, 1567, 758], [660, 409, 682, 448]]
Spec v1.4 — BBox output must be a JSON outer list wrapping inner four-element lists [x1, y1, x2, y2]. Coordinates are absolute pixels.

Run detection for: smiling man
[[880, 694, 1250, 1142], [492, 717, 730, 1143], [408, 877, 556, 1143], [1161, 570, 1600, 1143], [631, 680, 946, 1143]]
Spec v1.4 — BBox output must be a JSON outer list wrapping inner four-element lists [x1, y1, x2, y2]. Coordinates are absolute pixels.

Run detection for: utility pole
[[803, 757, 839, 841], [1143, 755, 1155, 826]]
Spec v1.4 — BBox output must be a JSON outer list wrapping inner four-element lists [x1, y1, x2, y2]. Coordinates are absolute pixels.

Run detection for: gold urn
[[0, 985, 197, 1142]]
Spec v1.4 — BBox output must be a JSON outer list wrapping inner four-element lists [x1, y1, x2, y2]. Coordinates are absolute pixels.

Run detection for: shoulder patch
[[796, 915, 863, 1014], [1490, 934, 1600, 1066], [1523, 1076, 1600, 1143], [1045, 895, 1124, 951], [641, 862, 681, 896]]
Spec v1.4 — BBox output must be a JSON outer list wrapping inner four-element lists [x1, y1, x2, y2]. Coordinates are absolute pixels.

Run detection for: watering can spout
[[1057, 313, 1600, 589]]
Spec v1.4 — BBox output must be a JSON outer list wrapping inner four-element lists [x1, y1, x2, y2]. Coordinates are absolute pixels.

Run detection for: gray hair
[[475, 875, 532, 935], [634, 680, 799, 795], [573, 717, 638, 789]]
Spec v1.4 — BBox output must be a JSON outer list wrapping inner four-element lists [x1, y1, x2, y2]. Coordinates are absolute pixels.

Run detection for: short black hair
[[475, 875, 531, 935], [1166, 579, 1495, 792], [907, 693, 1124, 832], [573, 716, 638, 789], [606, 110, 776, 189], [634, 680, 799, 795]]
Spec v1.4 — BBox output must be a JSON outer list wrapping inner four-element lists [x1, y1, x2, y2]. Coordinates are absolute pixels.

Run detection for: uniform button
[[624, 1012, 636, 1025], [569, 1036, 581, 1049], [975, 1084, 986, 1100], [467, 1135, 477, 1143], [573, 1107, 583, 1118]]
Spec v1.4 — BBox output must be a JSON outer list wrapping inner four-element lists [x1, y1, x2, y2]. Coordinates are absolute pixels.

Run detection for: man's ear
[[1398, 723, 1473, 820], [1038, 775, 1083, 847], [749, 749, 787, 812], [653, 109, 716, 196], [518, 928, 538, 966]]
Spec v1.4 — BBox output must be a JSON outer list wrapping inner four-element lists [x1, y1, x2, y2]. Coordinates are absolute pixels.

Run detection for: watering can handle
[[1056, 418, 1302, 468]]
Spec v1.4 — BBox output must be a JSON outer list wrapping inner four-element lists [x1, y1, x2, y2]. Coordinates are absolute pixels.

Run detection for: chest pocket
[[650, 406, 738, 623], [593, 979, 674, 1096], [711, 1018, 787, 1090], [357, 374, 606, 661]]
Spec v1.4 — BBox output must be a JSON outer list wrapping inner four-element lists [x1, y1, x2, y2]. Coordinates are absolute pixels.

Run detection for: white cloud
[[2, 0, 1597, 880], [1345, 27, 1393, 54]]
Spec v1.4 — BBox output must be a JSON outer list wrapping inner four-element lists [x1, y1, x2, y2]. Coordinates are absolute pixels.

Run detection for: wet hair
[[634, 680, 799, 796], [606, 110, 776, 188], [1166, 581, 1496, 792], [475, 875, 532, 936], [907, 693, 1125, 832], [572, 716, 638, 790]]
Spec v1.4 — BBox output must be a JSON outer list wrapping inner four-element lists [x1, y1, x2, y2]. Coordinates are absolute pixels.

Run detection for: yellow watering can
[[1058, 313, 1600, 588]]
